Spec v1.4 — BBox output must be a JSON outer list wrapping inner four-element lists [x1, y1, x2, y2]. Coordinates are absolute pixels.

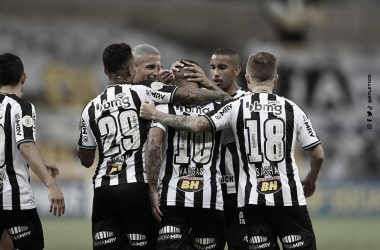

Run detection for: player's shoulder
[[2, 93, 34, 109]]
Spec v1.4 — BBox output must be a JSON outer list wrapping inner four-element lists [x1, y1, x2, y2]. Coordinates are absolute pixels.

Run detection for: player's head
[[132, 44, 161, 82], [102, 43, 136, 83], [210, 48, 241, 93], [0, 53, 26, 87], [245, 52, 278, 91], [172, 60, 200, 89]]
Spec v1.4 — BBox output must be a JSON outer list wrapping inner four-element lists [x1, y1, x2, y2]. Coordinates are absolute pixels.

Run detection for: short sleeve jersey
[[0, 93, 37, 210], [204, 91, 321, 207], [153, 102, 224, 211], [78, 81, 178, 188]]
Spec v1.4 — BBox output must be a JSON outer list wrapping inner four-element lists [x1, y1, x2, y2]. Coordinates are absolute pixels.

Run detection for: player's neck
[[0, 85, 23, 98], [108, 76, 133, 84], [250, 86, 273, 94], [225, 82, 240, 96]]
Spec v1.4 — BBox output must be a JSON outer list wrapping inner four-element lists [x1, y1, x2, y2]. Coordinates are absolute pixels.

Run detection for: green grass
[[41, 217, 380, 250]]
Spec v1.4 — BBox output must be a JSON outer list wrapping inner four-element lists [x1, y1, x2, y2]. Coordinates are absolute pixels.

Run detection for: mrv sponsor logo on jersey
[[158, 226, 182, 241], [281, 235, 304, 249], [213, 104, 232, 119], [94, 231, 117, 247], [194, 238, 217, 250], [96, 93, 131, 112], [246, 100, 283, 115], [8, 225, 32, 240]]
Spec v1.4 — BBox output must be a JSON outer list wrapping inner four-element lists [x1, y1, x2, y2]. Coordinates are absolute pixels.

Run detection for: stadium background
[[1, 0, 380, 249]]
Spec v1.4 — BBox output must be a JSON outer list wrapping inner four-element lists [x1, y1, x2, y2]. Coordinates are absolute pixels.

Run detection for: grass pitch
[[41, 217, 380, 250]]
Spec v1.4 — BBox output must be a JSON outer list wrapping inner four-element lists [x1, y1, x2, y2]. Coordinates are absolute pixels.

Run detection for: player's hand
[[140, 99, 157, 120], [170, 61, 184, 72], [149, 189, 163, 222], [182, 61, 214, 89], [301, 174, 317, 197], [47, 184, 65, 217], [157, 61, 175, 85], [45, 160, 59, 178]]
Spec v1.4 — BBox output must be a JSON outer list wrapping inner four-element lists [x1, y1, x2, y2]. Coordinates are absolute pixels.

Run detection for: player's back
[[0, 93, 36, 210], [78, 81, 178, 188], [154, 102, 224, 211]]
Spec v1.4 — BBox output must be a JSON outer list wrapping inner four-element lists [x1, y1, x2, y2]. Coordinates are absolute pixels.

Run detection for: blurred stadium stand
[[1, 0, 379, 217]]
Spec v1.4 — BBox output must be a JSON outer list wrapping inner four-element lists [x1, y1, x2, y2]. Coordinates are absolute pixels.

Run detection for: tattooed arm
[[140, 99, 212, 132], [173, 87, 231, 105], [145, 127, 165, 222]]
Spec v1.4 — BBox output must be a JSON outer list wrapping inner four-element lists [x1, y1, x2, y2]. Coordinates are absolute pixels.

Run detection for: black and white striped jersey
[[153, 102, 224, 211], [0, 93, 37, 210], [219, 88, 250, 195], [204, 91, 321, 207], [78, 81, 178, 188]]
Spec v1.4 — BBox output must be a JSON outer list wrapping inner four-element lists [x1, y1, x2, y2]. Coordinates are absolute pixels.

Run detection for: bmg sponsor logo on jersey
[[94, 231, 117, 247], [193, 238, 217, 250], [246, 101, 282, 115], [174, 104, 210, 115], [127, 233, 147, 247], [213, 104, 232, 120], [281, 235, 304, 249], [8, 223, 33, 241], [0, 172, 6, 194], [96, 95, 131, 112], [158, 226, 182, 241]]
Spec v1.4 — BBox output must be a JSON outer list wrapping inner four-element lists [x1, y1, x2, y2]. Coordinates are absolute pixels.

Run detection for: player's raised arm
[[20, 142, 65, 216], [145, 127, 165, 222], [140, 99, 212, 132], [301, 144, 324, 197], [173, 87, 231, 105]]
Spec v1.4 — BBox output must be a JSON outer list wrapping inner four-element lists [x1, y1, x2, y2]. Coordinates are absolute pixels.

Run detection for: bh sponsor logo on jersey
[[303, 121, 315, 137], [96, 94, 131, 112], [246, 100, 282, 115], [158, 226, 182, 241], [281, 235, 304, 249], [239, 211, 245, 224], [174, 104, 210, 115], [177, 176, 204, 192], [249, 236, 270, 249], [0, 172, 6, 194], [127, 233, 147, 247], [8, 225, 32, 241], [219, 175, 234, 184], [213, 104, 232, 120], [94, 231, 117, 247], [256, 176, 282, 195], [193, 238, 217, 250], [106, 155, 126, 175]]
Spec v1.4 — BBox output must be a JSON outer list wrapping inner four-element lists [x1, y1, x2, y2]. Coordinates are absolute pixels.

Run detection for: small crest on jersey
[[150, 81, 164, 91], [256, 177, 282, 195], [177, 176, 204, 193], [0, 171, 6, 194], [22, 115, 33, 127], [15, 113, 20, 120]]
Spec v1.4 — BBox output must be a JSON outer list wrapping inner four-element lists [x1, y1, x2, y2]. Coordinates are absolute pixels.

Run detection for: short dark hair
[[212, 48, 240, 66], [246, 52, 277, 81], [102, 43, 134, 74], [173, 59, 199, 80], [0, 53, 24, 86]]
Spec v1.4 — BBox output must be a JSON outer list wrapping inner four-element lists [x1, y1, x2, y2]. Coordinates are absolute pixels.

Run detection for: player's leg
[[92, 186, 127, 250], [156, 206, 189, 250], [244, 205, 280, 250], [189, 207, 226, 250], [223, 193, 249, 250], [3, 209, 44, 250], [116, 183, 156, 250], [0, 230, 15, 250], [271, 206, 317, 250]]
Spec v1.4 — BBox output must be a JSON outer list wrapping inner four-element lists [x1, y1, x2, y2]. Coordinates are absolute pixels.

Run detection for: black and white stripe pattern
[[0, 93, 36, 210], [154, 102, 223, 211], [78, 81, 178, 188], [158, 226, 181, 234], [205, 92, 321, 207]]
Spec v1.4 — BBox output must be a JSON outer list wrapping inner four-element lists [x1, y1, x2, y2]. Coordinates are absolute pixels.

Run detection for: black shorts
[[92, 183, 156, 250], [157, 206, 226, 250], [0, 208, 44, 250], [223, 193, 249, 249], [245, 205, 316, 250]]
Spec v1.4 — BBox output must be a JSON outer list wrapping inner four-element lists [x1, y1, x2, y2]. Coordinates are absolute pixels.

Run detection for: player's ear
[[235, 66, 241, 76], [245, 74, 251, 85], [20, 73, 27, 85], [273, 74, 279, 85], [104, 68, 108, 76]]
